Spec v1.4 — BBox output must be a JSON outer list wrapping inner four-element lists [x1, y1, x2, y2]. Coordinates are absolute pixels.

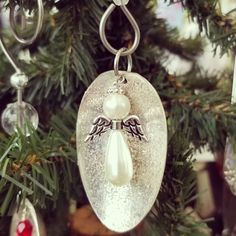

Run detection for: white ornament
[[77, 71, 167, 233], [105, 130, 133, 186]]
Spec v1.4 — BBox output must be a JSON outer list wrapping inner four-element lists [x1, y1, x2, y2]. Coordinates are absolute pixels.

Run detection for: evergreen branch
[[0, 113, 81, 216], [154, 69, 234, 150], [166, 0, 236, 55], [147, 132, 209, 236]]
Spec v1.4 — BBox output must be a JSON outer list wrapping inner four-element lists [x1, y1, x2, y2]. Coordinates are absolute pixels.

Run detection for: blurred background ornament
[[0, 0, 44, 136], [224, 138, 236, 195], [224, 53, 236, 195], [9, 198, 46, 236], [1, 101, 39, 136]]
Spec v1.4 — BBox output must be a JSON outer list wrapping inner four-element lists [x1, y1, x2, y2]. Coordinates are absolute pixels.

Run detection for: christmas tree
[[0, 0, 236, 235]]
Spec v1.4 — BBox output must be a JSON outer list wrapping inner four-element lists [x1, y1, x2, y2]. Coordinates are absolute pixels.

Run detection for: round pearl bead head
[[103, 93, 131, 120]]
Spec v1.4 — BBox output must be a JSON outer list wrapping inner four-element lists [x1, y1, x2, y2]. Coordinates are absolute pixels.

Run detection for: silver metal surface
[[122, 115, 147, 141], [112, 120, 122, 130], [77, 71, 167, 232], [9, 0, 44, 45], [99, 3, 140, 56], [17, 88, 24, 129], [85, 114, 146, 140], [85, 116, 112, 142], [114, 47, 132, 76]]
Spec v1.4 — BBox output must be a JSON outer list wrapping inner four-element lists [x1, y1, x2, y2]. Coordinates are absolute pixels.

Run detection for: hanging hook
[[9, 0, 44, 45], [99, 1, 140, 56]]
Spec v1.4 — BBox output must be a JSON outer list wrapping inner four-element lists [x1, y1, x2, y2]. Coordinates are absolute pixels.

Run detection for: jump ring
[[114, 48, 133, 76], [100, 4, 140, 56], [9, 0, 44, 45]]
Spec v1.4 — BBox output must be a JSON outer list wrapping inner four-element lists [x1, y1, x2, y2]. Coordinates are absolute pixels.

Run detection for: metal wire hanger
[[99, 0, 140, 57], [0, 0, 44, 135], [99, 0, 140, 78]]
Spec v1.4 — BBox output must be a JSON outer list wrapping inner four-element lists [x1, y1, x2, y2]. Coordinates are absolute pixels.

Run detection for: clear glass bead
[[1, 102, 39, 136], [224, 138, 236, 195]]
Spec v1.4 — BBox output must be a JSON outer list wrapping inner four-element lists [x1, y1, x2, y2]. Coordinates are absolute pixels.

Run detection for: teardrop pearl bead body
[[105, 130, 133, 186]]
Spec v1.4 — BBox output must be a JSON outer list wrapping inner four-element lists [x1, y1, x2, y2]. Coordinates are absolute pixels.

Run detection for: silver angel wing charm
[[85, 115, 111, 142], [122, 115, 147, 141]]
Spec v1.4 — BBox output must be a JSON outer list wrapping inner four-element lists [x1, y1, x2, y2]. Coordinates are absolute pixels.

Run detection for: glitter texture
[[76, 71, 167, 233]]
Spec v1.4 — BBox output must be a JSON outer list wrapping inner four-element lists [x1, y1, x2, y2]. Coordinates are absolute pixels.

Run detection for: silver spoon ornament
[[76, 71, 167, 232], [76, 0, 167, 232]]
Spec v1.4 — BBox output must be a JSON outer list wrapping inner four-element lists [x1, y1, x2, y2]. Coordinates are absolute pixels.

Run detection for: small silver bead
[[10, 72, 29, 88], [111, 120, 122, 130]]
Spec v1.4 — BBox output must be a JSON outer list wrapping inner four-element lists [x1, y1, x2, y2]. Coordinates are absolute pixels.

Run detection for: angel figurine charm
[[85, 90, 147, 186]]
